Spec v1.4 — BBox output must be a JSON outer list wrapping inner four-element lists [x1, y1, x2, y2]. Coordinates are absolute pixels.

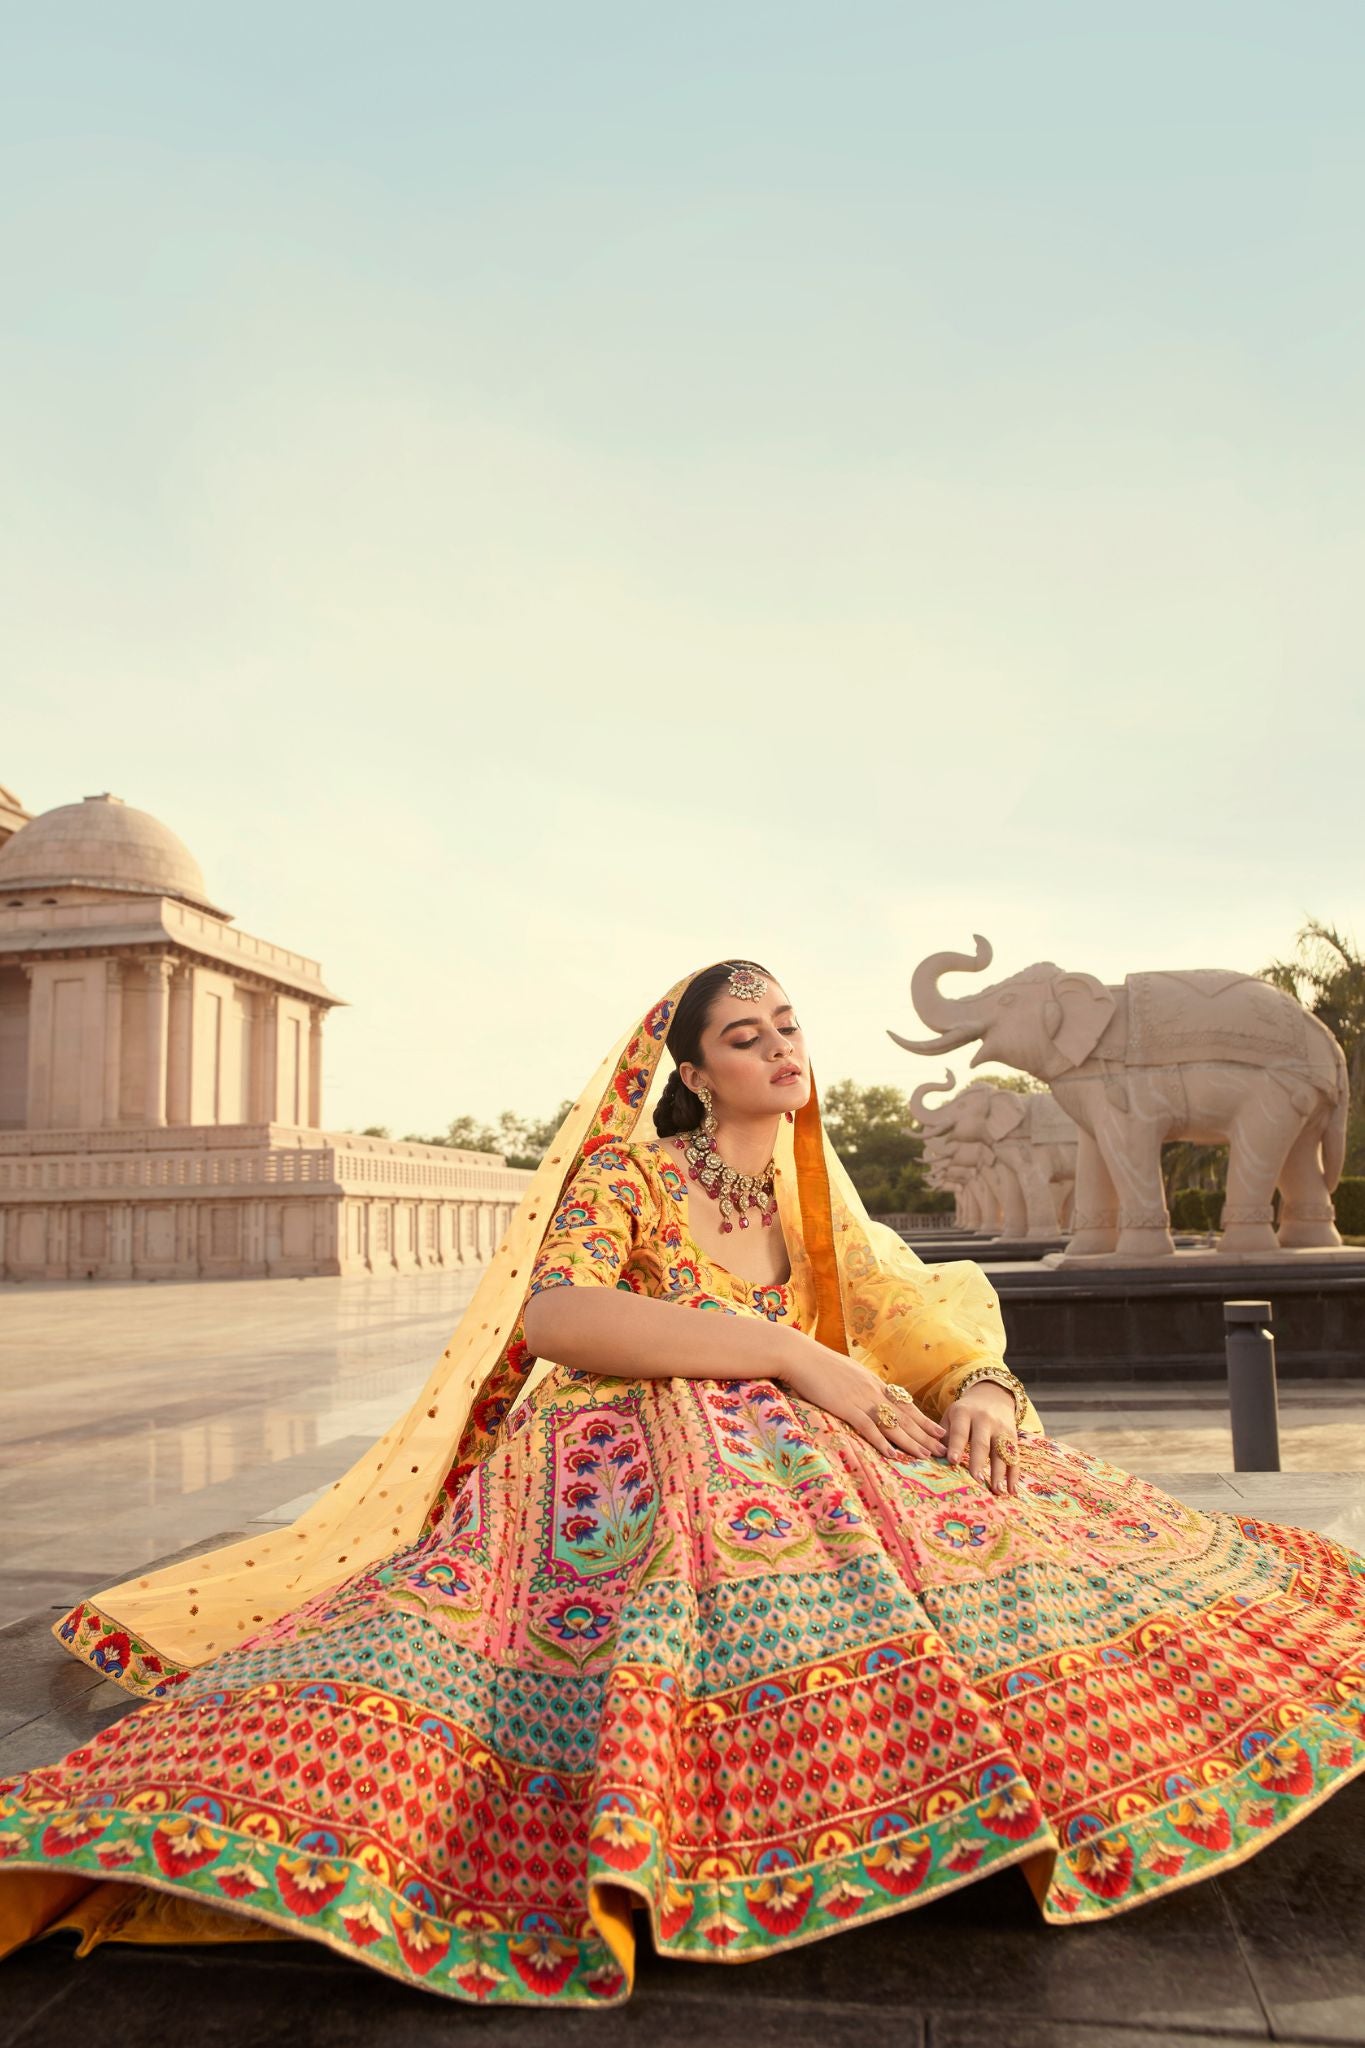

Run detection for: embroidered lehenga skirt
[[3, 1362, 1364, 2006]]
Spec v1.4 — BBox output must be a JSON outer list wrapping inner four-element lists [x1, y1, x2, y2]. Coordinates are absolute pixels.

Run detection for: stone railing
[[870, 1211, 963, 1232], [0, 1125, 532, 1201], [325, 1133, 531, 1198]]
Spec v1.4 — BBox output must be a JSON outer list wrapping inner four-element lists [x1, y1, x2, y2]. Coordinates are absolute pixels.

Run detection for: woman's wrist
[[957, 1378, 1015, 1412], [764, 1325, 818, 1392], [946, 1364, 1029, 1430]]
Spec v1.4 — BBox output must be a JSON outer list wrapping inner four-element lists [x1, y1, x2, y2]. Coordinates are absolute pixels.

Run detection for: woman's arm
[[523, 1284, 797, 1383], [521, 1287, 946, 1461]]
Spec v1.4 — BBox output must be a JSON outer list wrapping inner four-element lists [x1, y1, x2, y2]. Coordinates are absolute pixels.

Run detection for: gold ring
[[874, 1402, 898, 1432], [886, 1384, 915, 1406], [990, 1432, 1019, 1464]]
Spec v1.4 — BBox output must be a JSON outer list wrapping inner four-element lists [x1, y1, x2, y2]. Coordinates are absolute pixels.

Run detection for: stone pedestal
[[974, 1252, 1365, 1381], [1043, 1243, 1365, 1270]]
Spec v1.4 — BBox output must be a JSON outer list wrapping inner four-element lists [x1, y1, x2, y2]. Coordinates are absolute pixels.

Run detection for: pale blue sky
[[4, 4, 1361, 1134]]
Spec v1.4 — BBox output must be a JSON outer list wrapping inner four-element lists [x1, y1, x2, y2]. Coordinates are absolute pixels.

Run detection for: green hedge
[[1169, 1188, 1221, 1231], [1169, 1179, 1365, 1234]]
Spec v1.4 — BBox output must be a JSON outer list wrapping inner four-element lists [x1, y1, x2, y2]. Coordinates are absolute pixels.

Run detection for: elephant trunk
[[908, 1070, 957, 1124], [887, 934, 993, 1057]]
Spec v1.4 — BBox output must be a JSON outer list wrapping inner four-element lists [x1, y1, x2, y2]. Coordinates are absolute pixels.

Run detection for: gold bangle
[[950, 1365, 1028, 1432]]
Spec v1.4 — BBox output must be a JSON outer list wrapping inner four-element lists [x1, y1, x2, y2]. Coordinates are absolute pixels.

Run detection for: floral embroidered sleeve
[[526, 1144, 655, 1300]]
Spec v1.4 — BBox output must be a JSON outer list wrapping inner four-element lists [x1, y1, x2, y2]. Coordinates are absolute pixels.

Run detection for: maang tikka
[[682, 1081, 778, 1233]]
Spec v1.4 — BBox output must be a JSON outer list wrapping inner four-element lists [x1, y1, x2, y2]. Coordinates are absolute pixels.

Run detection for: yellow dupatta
[[54, 963, 1037, 1697]]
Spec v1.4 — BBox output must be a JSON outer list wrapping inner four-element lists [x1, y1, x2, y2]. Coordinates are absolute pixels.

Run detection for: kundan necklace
[[681, 1088, 777, 1232], [677, 968, 782, 1232]]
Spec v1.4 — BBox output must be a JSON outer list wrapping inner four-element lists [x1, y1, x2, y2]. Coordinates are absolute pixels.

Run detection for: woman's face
[[679, 978, 812, 1122]]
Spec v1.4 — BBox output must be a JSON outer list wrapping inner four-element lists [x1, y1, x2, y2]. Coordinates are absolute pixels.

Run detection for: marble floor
[[2, 1271, 1363, 1626], [0, 1270, 482, 1625]]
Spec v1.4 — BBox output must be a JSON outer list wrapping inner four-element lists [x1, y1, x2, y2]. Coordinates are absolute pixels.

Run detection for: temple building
[[0, 788, 529, 1280]]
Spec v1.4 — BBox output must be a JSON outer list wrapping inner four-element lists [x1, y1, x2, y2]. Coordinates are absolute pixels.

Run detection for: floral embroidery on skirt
[[3, 1364, 1364, 2005]]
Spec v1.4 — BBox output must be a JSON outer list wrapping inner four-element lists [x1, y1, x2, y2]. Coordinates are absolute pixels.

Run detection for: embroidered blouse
[[526, 1137, 816, 1332]]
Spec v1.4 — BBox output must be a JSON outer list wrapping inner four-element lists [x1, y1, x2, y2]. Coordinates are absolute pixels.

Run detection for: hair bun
[[653, 1069, 703, 1138]]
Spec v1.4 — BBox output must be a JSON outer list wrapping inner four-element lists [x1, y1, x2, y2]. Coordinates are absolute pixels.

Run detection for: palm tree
[[1161, 1139, 1227, 1200], [1262, 918, 1365, 1173]]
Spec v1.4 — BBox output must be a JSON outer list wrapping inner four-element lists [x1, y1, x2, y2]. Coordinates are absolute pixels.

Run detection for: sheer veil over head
[[58, 961, 1036, 1694]]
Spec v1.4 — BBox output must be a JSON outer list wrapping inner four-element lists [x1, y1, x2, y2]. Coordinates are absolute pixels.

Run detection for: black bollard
[[1223, 1300, 1281, 1472]]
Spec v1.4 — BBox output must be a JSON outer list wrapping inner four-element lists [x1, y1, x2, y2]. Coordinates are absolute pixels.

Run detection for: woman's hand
[[780, 1345, 948, 1463], [944, 1381, 1021, 1496]]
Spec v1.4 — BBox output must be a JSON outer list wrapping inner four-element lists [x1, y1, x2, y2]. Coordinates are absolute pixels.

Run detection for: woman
[[2, 958, 1363, 2007]]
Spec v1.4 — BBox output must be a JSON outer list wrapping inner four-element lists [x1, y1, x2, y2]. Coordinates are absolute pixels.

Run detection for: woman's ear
[[678, 1061, 704, 1096]]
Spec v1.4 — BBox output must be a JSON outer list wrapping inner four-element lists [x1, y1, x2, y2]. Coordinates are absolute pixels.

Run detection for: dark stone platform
[[985, 1261, 1365, 1384], [906, 1234, 1067, 1263]]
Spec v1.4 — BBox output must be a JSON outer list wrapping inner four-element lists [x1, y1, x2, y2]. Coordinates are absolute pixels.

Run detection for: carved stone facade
[[0, 788, 529, 1279]]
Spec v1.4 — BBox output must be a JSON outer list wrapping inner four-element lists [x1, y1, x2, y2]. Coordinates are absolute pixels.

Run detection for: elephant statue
[[952, 1175, 994, 1232], [921, 1132, 1007, 1235], [922, 1146, 1001, 1233], [916, 1096, 1028, 1237], [890, 936, 1351, 1261], [910, 1074, 1078, 1240]]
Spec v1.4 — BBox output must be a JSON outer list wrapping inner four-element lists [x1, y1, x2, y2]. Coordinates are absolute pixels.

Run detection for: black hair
[[652, 959, 777, 1138]]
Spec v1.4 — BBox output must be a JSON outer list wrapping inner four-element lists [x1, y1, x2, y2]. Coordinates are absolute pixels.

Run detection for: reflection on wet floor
[[1, 1271, 1362, 1628], [0, 1271, 482, 1621], [1034, 1383, 1365, 1477]]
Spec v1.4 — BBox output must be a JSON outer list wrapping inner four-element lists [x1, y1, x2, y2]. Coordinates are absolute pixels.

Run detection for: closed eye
[[734, 1025, 801, 1049]]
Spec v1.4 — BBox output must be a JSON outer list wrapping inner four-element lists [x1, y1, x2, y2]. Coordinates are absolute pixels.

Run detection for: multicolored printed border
[[1041, 1691, 1365, 1919], [49, 1602, 192, 1700], [5, 1684, 1365, 2004], [0, 1801, 622, 2003]]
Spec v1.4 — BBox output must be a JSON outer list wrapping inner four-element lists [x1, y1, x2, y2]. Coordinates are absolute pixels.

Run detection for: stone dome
[[0, 793, 227, 916]]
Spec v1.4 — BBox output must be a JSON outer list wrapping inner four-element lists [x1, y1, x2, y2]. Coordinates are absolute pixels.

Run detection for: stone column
[[102, 959, 124, 1125], [8, 962, 33, 1131], [260, 993, 280, 1125], [308, 1007, 323, 1129], [167, 964, 193, 1125], [23, 963, 52, 1127], [144, 957, 174, 1129]]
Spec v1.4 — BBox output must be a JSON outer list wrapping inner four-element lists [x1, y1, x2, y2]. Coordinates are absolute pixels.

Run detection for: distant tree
[[400, 1100, 578, 1168], [967, 1072, 1047, 1094], [360, 1125, 390, 1139], [1162, 1139, 1228, 1200], [822, 1078, 947, 1214], [400, 1115, 504, 1155]]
